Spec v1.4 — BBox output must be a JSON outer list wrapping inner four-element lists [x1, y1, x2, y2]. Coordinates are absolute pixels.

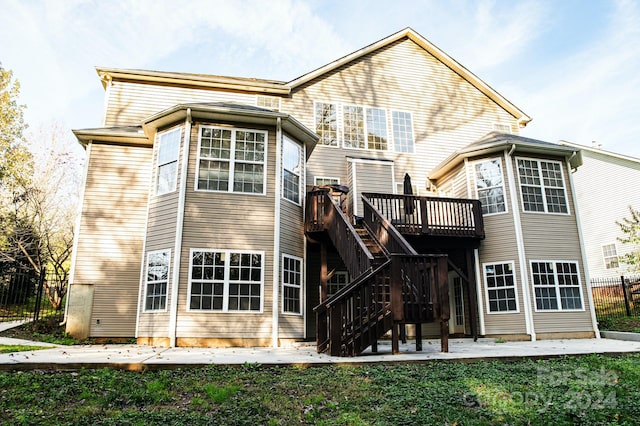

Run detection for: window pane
[[366, 107, 388, 150], [484, 262, 517, 312], [343, 105, 365, 149], [315, 103, 338, 146]]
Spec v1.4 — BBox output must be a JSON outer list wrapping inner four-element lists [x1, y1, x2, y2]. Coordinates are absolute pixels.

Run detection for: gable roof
[[287, 27, 531, 126], [429, 132, 582, 180], [95, 28, 531, 126]]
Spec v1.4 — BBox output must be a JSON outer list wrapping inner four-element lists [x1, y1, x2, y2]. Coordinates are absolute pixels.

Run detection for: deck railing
[[306, 189, 373, 279], [362, 195, 417, 255], [362, 193, 485, 238]]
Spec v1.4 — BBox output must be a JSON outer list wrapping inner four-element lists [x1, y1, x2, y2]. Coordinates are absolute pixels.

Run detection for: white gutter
[[63, 141, 93, 326], [272, 117, 283, 348], [168, 108, 192, 347], [302, 142, 308, 340], [504, 147, 536, 341], [567, 156, 601, 338]]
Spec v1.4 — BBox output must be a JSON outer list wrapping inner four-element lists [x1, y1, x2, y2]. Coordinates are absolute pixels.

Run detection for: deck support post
[[391, 324, 400, 354], [415, 323, 422, 351], [438, 256, 450, 353], [440, 320, 449, 353], [465, 249, 479, 341]]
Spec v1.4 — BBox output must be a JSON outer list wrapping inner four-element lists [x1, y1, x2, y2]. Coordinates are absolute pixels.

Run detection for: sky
[[1, 0, 639, 157]]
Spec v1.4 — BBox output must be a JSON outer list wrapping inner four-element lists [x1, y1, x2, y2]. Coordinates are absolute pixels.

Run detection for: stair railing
[[362, 194, 418, 255]]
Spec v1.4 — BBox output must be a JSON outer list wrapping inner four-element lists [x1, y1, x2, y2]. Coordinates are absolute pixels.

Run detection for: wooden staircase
[[306, 188, 451, 356]]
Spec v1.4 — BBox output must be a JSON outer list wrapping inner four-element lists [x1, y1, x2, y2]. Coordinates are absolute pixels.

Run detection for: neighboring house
[[558, 141, 640, 279], [66, 28, 599, 355]]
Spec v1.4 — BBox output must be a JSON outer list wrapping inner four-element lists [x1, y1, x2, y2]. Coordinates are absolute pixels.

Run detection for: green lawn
[[0, 354, 638, 425]]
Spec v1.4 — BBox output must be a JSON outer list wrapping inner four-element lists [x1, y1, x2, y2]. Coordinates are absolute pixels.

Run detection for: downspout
[[63, 141, 93, 326], [567, 154, 601, 338], [504, 145, 536, 341], [272, 117, 283, 348], [302, 142, 308, 340], [168, 108, 192, 347]]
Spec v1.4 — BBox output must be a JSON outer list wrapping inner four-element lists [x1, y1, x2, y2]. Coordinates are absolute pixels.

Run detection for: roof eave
[[96, 67, 291, 95], [72, 128, 149, 147]]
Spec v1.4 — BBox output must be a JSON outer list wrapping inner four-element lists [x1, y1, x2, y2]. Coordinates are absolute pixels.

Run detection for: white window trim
[[194, 125, 268, 196], [471, 157, 509, 217], [143, 249, 171, 313], [156, 127, 181, 196], [282, 137, 302, 206], [530, 260, 585, 312], [482, 261, 520, 314], [391, 109, 415, 154], [281, 254, 303, 316], [341, 104, 390, 151], [186, 248, 265, 314], [314, 101, 340, 148], [314, 176, 340, 186], [601, 243, 620, 270], [515, 157, 570, 215]]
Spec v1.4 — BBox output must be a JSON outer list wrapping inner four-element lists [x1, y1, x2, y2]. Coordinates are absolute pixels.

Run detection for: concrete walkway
[[1, 336, 639, 370]]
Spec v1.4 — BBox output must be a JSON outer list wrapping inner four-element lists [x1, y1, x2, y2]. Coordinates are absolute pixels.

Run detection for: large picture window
[[314, 102, 338, 147], [531, 261, 583, 311], [282, 137, 301, 204], [156, 128, 181, 195], [517, 158, 568, 213], [342, 106, 388, 150], [282, 255, 302, 314], [145, 250, 170, 311], [483, 262, 518, 313], [474, 159, 506, 215], [189, 250, 263, 312], [197, 127, 266, 194]]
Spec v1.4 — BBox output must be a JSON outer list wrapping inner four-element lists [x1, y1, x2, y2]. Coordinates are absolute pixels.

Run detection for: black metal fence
[[0, 268, 65, 323], [590, 275, 640, 320]]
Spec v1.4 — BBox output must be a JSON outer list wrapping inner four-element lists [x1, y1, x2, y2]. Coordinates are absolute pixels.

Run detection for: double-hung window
[[282, 255, 302, 314], [531, 261, 583, 311], [602, 244, 619, 269], [483, 262, 518, 313], [197, 127, 266, 194], [145, 250, 170, 311], [156, 128, 181, 195], [517, 158, 568, 213], [391, 110, 414, 153], [282, 137, 301, 204], [314, 102, 338, 147], [474, 159, 506, 215], [189, 250, 263, 312]]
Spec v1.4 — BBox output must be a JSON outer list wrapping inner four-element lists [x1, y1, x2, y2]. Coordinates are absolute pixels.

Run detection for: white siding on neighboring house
[[569, 149, 640, 279]]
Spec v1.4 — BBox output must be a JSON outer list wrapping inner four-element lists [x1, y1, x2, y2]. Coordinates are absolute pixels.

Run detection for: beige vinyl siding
[[73, 142, 152, 337], [570, 151, 640, 278], [514, 156, 594, 333], [137, 125, 184, 337], [351, 160, 395, 217], [435, 163, 468, 198], [105, 81, 258, 126], [285, 37, 518, 197], [173, 122, 277, 339], [279, 140, 306, 338]]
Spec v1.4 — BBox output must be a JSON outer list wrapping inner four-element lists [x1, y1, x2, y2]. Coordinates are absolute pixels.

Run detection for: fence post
[[621, 275, 632, 317], [33, 268, 46, 322]]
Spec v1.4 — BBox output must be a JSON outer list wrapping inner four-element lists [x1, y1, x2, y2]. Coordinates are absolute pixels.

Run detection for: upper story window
[[197, 126, 267, 194], [156, 128, 181, 195], [314, 102, 338, 147], [392, 110, 414, 153], [602, 243, 620, 269], [283, 137, 301, 204], [343, 105, 390, 150], [343, 105, 365, 149], [474, 158, 506, 215], [257, 95, 280, 111], [144, 250, 170, 312], [531, 261, 583, 311], [516, 158, 568, 214]]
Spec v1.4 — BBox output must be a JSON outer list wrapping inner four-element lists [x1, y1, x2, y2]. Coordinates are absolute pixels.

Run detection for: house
[[65, 28, 599, 355], [558, 141, 640, 280]]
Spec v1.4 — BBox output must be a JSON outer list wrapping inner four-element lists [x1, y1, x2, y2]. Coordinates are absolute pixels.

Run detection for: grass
[[0, 344, 52, 354], [598, 316, 640, 333], [0, 354, 638, 425]]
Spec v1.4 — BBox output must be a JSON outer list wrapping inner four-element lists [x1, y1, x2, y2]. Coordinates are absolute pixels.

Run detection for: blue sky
[[1, 0, 639, 157]]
